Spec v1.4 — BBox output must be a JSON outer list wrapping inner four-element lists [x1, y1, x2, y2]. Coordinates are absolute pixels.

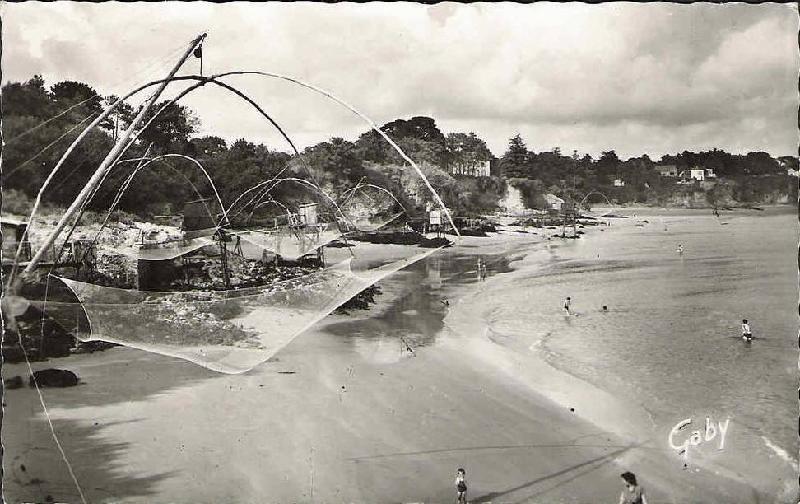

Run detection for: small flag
[[193, 45, 203, 59]]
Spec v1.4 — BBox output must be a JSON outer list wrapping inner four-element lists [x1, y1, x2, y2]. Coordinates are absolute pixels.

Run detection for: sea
[[337, 206, 798, 501]]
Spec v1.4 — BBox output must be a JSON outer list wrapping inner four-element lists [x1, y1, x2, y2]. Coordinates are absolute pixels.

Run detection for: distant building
[[679, 168, 705, 182], [656, 165, 678, 177], [788, 168, 800, 177], [450, 159, 491, 177], [704, 168, 716, 178], [613, 178, 626, 187], [544, 193, 565, 211]]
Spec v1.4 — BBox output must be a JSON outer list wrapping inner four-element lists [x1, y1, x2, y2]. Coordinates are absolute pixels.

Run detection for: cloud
[[3, 2, 797, 159]]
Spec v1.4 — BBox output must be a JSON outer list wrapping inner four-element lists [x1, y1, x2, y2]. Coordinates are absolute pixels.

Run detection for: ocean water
[[322, 209, 796, 499], [467, 207, 797, 499]]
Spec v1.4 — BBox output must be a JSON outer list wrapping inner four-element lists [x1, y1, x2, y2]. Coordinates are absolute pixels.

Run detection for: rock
[[29, 369, 79, 388], [4, 375, 24, 389]]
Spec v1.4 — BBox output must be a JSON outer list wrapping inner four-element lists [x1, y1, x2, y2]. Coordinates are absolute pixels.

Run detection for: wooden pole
[[22, 33, 207, 278]]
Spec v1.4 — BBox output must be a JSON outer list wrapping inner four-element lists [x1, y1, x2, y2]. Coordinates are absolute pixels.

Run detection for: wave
[[761, 436, 800, 472]]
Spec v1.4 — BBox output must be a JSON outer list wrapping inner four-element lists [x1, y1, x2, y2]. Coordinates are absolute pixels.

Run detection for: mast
[[21, 33, 207, 277]]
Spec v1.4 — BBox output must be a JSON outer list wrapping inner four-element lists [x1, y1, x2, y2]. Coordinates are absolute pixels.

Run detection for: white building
[[788, 168, 800, 177], [613, 178, 626, 187], [677, 168, 706, 181], [450, 159, 491, 177]]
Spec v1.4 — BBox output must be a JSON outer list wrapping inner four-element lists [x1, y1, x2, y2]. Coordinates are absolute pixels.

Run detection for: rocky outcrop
[[29, 369, 79, 388]]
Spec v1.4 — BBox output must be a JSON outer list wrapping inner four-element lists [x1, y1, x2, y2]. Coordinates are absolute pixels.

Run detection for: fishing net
[[99, 236, 216, 261], [339, 183, 406, 232], [228, 226, 342, 262], [32, 246, 439, 374]]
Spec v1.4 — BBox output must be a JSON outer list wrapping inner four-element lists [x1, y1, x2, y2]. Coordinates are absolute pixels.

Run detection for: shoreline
[[433, 216, 795, 503], [0, 224, 784, 503]]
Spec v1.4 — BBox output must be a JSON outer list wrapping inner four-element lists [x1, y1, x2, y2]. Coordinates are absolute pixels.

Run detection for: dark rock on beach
[[29, 369, 79, 388], [4, 375, 24, 389]]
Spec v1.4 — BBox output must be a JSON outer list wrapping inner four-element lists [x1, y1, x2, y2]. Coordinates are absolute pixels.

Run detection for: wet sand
[[1, 229, 762, 503]]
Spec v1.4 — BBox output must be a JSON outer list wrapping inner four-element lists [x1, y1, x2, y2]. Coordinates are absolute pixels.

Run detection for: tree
[[595, 150, 620, 182], [101, 95, 136, 137], [500, 134, 529, 179], [138, 101, 199, 153], [50, 80, 104, 116], [303, 137, 366, 189], [381, 116, 446, 145], [3, 75, 52, 118], [444, 132, 493, 173], [187, 136, 228, 158], [745, 151, 779, 175]]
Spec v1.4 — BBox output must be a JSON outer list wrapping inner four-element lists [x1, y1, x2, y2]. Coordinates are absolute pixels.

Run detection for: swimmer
[[741, 319, 753, 342]]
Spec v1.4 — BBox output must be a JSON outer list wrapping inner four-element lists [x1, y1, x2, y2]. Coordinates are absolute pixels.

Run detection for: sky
[[3, 2, 798, 160]]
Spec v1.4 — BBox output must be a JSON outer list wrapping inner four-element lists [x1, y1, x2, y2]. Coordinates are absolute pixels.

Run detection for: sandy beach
[[1, 218, 789, 503]]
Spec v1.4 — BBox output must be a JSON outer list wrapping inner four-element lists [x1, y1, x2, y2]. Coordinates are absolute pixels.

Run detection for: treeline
[[1, 76, 504, 220], [2, 75, 796, 221], [497, 134, 798, 206]]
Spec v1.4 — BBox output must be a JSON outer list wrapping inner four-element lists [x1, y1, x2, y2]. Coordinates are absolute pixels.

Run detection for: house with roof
[[449, 159, 491, 177], [655, 165, 678, 177]]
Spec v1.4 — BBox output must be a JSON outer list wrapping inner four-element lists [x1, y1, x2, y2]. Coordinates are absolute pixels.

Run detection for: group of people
[[453, 469, 648, 503]]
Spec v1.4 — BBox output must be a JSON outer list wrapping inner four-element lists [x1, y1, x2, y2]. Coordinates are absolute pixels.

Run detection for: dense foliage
[[2, 75, 796, 222]]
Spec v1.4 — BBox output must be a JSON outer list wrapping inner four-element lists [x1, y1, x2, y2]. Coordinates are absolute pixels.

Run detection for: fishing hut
[[1, 218, 31, 265], [137, 198, 232, 291]]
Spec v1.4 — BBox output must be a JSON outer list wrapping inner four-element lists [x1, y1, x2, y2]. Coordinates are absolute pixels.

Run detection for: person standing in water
[[455, 468, 467, 504], [618, 472, 648, 504], [741, 319, 753, 342], [476, 258, 483, 281], [564, 296, 572, 315], [677, 243, 683, 255]]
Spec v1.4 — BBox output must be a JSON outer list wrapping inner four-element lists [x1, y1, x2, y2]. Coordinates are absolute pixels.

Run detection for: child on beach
[[618, 471, 648, 504], [455, 468, 467, 504], [563, 296, 571, 315], [741, 319, 753, 342]]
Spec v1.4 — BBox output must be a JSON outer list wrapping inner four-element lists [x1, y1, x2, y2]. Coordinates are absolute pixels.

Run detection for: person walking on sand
[[741, 319, 753, 342], [563, 296, 572, 315], [455, 468, 467, 504], [618, 471, 648, 504]]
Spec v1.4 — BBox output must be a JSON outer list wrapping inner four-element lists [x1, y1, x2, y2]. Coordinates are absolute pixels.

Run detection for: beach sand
[[1, 228, 766, 503]]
